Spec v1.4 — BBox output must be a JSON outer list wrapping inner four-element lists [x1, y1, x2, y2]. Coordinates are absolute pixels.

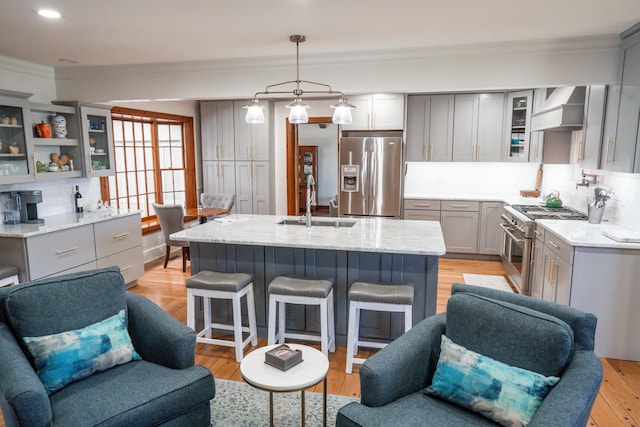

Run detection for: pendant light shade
[[243, 99, 266, 124], [330, 97, 355, 125], [286, 99, 309, 124], [245, 35, 355, 124]]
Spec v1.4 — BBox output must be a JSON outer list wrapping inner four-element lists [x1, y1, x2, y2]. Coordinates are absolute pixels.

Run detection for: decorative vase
[[51, 114, 67, 138]]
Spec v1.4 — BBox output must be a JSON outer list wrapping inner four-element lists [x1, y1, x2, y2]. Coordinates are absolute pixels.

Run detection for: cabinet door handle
[[423, 144, 428, 161], [547, 240, 560, 249], [504, 145, 509, 160], [429, 144, 433, 160], [450, 204, 469, 208], [33, 154, 38, 177], [56, 246, 78, 255], [577, 137, 583, 162], [120, 265, 132, 273], [546, 258, 554, 283], [604, 137, 613, 166], [530, 142, 537, 161], [113, 232, 130, 239], [414, 203, 432, 207]]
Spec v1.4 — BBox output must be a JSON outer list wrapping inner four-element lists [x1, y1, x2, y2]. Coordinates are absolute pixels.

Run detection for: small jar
[[1, 116, 9, 125], [10, 116, 17, 125]]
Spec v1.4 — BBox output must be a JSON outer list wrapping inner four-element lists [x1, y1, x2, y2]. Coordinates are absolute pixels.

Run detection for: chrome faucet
[[305, 174, 316, 227]]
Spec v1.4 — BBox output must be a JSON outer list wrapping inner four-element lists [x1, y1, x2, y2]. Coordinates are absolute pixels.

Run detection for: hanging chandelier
[[243, 35, 355, 125]]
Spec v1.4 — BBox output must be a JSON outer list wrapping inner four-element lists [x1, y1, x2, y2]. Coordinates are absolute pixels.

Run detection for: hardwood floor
[[2, 255, 638, 426]]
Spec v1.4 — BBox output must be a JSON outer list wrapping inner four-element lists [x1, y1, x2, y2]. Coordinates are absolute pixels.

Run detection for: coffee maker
[[1, 191, 21, 224], [18, 190, 44, 224]]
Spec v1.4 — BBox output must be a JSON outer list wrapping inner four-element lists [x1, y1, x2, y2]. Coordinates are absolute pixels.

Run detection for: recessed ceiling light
[[37, 9, 61, 19]]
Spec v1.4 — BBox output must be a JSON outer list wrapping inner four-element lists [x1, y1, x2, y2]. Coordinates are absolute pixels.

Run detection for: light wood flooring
[[2, 256, 638, 426]]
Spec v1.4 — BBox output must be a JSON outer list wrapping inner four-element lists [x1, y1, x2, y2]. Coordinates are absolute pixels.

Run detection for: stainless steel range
[[500, 204, 587, 295]]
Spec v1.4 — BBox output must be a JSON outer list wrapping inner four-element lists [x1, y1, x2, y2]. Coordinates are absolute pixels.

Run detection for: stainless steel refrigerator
[[338, 136, 403, 217]]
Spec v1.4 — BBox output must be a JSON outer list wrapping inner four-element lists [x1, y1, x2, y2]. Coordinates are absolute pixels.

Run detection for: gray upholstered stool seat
[[348, 281, 414, 304], [267, 276, 336, 357], [186, 270, 258, 362], [186, 271, 252, 292], [346, 281, 415, 373], [268, 276, 333, 298], [0, 265, 19, 287]]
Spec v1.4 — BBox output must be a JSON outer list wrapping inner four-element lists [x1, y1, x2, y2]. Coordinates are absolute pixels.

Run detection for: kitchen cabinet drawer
[[404, 199, 441, 210], [97, 246, 144, 286], [544, 230, 573, 264], [26, 225, 96, 280], [94, 215, 142, 259], [441, 200, 479, 212], [404, 210, 441, 222], [49, 261, 99, 279]]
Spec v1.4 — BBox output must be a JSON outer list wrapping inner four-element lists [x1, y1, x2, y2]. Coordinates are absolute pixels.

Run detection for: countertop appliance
[[18, 190, 44, 224], [338, 135, 403, 217], [500, 204, 587, 295], [1, 191, 21, 224]]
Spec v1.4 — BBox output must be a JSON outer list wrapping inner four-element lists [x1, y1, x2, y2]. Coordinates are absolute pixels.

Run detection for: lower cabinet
[[404, 198, 502, 256], [538, 229, 573, 305], [0, 213, 143, 285], [235, 161, 271, 214]]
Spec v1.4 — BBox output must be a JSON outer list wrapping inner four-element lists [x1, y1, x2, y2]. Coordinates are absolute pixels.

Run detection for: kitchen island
[[171, 214, 446, 345]]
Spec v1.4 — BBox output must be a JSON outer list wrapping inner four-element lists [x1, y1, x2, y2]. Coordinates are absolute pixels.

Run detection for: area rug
[[462, 273, 514, 293], [210, 378, 359, 426]]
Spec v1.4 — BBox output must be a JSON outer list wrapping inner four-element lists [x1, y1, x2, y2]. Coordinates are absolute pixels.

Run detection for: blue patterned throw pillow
[[426, 335, 559, 427], [23, 309, 141, 395]]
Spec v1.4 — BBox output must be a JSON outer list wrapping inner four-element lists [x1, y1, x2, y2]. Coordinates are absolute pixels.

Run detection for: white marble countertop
[[0, 209, 141, 238], [171, 214, 446, 256], [536, 220, 640, 250]]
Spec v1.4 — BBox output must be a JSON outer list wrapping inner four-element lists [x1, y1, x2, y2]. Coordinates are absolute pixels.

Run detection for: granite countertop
[[171, 214, 446, 256], [536, 220, 640, 250], [0, 209, 141, 238]]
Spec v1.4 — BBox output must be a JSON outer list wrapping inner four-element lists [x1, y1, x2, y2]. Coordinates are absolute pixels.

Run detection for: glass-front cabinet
[[505, 90, 533, 162], [0, 90, 34, 184], [81, 105, 114, 177], [29, 103, 83, 180]]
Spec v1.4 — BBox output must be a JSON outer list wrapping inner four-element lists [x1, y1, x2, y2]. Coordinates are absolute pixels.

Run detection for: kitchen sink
[[277, 218, 357, 228]]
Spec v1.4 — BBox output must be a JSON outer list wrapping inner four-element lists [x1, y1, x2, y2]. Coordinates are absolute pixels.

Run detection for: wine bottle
[[74, 186, 83, 213]]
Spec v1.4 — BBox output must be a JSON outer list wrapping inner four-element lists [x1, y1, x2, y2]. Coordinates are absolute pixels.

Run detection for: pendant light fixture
[[244, 35, 355, 125]]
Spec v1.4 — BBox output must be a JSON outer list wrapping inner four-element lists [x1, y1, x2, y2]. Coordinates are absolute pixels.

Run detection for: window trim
[[101, 107, 198, 233]]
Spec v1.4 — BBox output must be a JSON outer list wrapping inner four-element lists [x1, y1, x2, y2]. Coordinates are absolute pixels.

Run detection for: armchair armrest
[[359, 313, 446, 407], [529, 351, 603, 427], [125, 292, 196, 369], [0, 324, 52, 427]]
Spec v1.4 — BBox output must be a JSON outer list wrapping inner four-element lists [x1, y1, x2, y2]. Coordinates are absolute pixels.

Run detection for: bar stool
[[267, 276, 336, 357], [186, 270, 258, 362], [0, 266, 19, 288], [346, 281, 414, 374]]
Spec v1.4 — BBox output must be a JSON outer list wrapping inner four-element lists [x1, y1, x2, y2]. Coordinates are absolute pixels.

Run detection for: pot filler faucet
[[305, 174, 316, 227]]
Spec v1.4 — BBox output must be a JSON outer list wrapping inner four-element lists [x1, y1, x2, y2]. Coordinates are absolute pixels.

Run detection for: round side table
[[240, 343, 329, 426]]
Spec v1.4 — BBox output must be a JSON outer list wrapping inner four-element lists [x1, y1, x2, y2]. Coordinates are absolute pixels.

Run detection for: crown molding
[[0, 54, 55, 79], [54, 35, 621, 80]]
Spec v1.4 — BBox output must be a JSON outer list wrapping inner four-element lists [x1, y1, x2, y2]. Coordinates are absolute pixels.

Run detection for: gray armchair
[[337, 284, 603, 427], [0, 267, 215, 427], [153, 203, 190, 272], [200, 193, 235, 216]]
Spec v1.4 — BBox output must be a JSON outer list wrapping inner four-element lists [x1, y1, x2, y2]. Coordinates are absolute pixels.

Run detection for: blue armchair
[[0, 267, 215, 427], [337, 283, 603, 427]]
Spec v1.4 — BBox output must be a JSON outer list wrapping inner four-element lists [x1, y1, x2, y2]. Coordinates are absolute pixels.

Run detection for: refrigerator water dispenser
[[341, 165, 359, 192]]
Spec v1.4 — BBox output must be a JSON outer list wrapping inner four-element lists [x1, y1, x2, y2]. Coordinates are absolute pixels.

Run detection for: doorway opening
[[286, 117, 339, 216]]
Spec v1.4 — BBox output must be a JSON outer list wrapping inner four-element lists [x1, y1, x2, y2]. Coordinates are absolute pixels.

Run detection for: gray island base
[[172, 215, 446, 346]]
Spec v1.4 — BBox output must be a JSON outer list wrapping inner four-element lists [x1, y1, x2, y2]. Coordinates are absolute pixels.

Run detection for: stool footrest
[[353, 340, 387, 350]]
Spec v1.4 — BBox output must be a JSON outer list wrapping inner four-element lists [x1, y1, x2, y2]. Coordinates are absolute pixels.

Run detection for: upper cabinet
[[601, 26, 640, 172], [504, 90, 533, 162], [406, 94, 454, 161], [578, 85, 606, 169], [233, 100, 270, 161], [0, 90, 34, 184], [341, 94, 404, 131], [452, 93, 505, 162], [201, 101, 235, 161]]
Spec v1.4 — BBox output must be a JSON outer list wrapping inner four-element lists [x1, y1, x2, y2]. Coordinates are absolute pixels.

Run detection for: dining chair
[[152, 203, 190, 272]]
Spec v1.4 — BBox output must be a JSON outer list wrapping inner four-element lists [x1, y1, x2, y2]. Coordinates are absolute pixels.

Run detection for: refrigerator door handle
[[369, 148, 377, 214]]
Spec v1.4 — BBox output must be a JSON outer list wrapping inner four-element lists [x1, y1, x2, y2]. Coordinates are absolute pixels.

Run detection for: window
[[101, 107, 197, 232]]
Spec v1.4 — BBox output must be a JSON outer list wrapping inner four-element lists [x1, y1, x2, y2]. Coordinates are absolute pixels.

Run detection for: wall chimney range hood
[[530, 86, 586, 132]]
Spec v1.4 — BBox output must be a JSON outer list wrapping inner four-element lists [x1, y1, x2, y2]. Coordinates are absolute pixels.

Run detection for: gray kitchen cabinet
[[406, 95, 454, 161], [577, 85, 606, 168], [202, 160, 236, 212], [528, 89, 546, 163], [602, 25, 640, 172], [235, 160, 271, 215], [440, 200, 479, 254], [505, 90, 533, 162], [233, 100, 270, 161], [452, 94, 479, 162], [341, 94, 404, 131], [94, 214, 144, 285], [452, 93, 505, 162], [477, 201, 503, 255], [535, 228, 573, 305], [74, 103, 114, 177], [403, 198, 441, 221], [200, 101, 235, 161], [0, 90, 34, 184]]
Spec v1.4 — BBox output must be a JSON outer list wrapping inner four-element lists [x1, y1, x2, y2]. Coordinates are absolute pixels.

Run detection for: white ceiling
[[1, 0, 640, 68]]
